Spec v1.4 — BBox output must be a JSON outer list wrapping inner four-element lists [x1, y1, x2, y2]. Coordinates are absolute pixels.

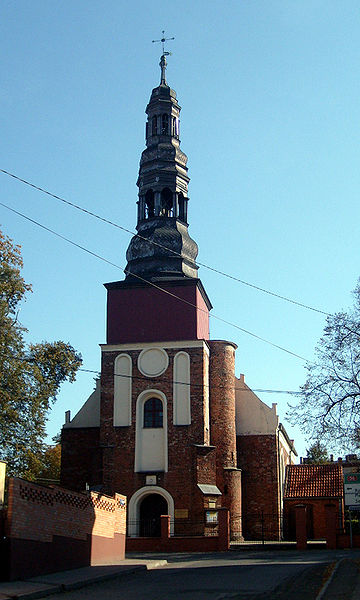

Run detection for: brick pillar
[[161, 515, 170, 540], [223, 468, 242, 540], [295, 504, 307, 550], [325, 504, 337, 550], [209, 341, 241, 540], [217, 508, 230, 551]]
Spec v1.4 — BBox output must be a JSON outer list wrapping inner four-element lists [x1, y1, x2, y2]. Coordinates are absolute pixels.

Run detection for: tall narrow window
[[144, 398, 163, 428], [152, 116, 158, 135], [145, 189, 155, 218], [160, 188, 173, 216], [114, 354, 132, 426], [161, 114, 168, 134], [173, 351, 191, 425], [172, 117, 179, 137], [178, 193, 185, 221]]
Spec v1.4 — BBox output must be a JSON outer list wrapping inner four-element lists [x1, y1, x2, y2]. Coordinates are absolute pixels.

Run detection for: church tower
[[61, 52, 242, 540]]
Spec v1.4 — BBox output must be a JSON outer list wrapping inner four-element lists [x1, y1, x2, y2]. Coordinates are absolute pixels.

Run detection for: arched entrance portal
[[139, 493, 168, 537]]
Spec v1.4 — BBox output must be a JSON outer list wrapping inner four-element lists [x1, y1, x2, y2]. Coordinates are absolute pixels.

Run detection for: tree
[[305, 441, 329, 464], [0, 229, 82, 478], [35, 443, 61, 481], [290, 280, 360, 451]]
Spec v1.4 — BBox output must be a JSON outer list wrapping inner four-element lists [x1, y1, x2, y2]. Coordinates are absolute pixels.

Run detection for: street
[[47, 549, 360, 600]]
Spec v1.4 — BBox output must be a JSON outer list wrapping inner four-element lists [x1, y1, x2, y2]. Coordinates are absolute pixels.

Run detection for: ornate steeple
[[125, 51, 199, 282]]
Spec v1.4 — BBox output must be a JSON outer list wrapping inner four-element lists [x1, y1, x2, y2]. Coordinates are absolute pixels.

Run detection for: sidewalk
[[247, 557, 360, 600], [0, 558, 167, 600]]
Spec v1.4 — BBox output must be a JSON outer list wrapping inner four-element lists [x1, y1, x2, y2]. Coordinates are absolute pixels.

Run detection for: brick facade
[[237, 434, 281, 540], [61, 335, 243, 541], [3, 478, 126, 580]]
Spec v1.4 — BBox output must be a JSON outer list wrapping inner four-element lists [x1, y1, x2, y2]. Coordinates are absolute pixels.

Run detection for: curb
[[0, 563, 151, 599], [315, 559, 340, 600]]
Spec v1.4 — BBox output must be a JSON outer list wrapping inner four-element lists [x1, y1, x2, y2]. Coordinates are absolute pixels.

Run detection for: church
[[61, 51, 296, 542]]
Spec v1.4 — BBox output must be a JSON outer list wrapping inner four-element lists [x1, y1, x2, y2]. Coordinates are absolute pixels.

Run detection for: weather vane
[[152, 30, 175, 85], [152, 30, 175, 55]]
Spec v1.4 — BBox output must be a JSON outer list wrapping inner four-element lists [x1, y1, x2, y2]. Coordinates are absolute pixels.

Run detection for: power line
[[6, 356, 302, 395], [0, 168, 330, 316], [0, 200, 311, 363], [80, 367, 302, 394]]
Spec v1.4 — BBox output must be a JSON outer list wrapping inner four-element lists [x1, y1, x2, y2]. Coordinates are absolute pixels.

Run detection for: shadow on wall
[[0, 478, 126, 581]]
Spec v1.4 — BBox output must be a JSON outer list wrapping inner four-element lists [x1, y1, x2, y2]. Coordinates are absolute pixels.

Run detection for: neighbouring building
[[236, 374, 296, 539], [283, 463, 344, 540], [61, 52, 296, 542]]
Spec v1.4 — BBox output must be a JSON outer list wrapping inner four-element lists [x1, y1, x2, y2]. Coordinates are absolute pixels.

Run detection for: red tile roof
[[284, 464, 343, 499]]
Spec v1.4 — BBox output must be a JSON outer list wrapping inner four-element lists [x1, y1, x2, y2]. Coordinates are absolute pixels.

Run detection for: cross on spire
[[152, 30, 175, 55], [152, 30, 175, 84]]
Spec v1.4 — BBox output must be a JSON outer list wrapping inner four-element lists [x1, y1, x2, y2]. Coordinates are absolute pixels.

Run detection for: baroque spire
[[124, 48, 199, 282]]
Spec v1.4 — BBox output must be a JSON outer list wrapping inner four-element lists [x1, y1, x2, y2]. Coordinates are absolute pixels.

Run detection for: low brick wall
[[337, 534, 360, 548], [2, 478, 126, 581]]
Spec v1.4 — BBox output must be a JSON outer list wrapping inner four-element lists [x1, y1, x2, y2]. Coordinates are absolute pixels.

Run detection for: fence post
[[295, 504, 307, 550], [160, 515, 170, 540], [325, 504, 337, 549], [217, 508, 230, 551]]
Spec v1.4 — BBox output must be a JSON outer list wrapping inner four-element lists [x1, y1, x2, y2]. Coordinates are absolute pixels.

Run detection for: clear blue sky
[[2, 1, 360, 460]]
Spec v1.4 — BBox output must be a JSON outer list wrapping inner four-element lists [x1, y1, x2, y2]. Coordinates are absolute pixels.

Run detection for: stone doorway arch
[[128, 486, 174, 537]]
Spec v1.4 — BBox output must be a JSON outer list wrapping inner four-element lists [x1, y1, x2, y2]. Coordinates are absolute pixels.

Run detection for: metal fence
[[231, 512, 289, 543], [127, 518, 219, 538], [127, 511, 294, 542]]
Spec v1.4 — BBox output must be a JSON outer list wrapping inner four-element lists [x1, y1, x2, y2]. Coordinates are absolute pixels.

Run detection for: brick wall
[[61, 427, 101, 490], [3, 478, 126, 580], [284, 498, 342, 540], [237, 434, 281, 540]]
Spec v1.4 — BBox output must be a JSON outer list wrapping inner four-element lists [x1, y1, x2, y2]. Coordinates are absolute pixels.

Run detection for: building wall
[[236, 434, 281, 539], [235, 374, 279, 435], [61, 427, 102, 491], [284, 498, 343, 540], [4, 478, 126, 580]]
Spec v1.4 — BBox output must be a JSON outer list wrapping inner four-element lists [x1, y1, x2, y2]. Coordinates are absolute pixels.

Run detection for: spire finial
[[152, 30, 175, 84]]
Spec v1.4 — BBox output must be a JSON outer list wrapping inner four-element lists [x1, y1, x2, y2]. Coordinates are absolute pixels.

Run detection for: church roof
[[284, 464, 344, 499]]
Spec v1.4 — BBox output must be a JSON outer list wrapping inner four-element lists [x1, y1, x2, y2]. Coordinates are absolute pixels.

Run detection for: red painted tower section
[[106, 279, 211, 344]]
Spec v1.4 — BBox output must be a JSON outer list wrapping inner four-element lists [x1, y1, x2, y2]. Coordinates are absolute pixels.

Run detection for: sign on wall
[[344, 473, 360, 508]]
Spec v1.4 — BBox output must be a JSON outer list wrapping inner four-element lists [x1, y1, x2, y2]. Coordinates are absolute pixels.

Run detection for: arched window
[[161, 114, 168, 134], [160, 188, 173, 216], [172, 117, 179, 137], [152, 116, 158, 135], [145, 190, 155, 218], [178, 193, 185, 221], [143, 397, 163, 428]]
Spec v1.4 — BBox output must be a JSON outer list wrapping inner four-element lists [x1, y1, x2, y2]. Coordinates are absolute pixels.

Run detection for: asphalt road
[[48, 549, 360, 600]]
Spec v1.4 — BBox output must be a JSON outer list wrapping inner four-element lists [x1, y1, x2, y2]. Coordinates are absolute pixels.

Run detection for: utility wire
[[0, 169, 330, 316], [80, 367, 301, 394], [0, 200, 310, 362], [7, 355, 301, 395]]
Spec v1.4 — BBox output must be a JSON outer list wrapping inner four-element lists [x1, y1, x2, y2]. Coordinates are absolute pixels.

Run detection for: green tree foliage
[[305, 440, 329, 464], [35, 444, 61, 481], [290, 281, 360, 451], [0, 229, 82, 478]]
